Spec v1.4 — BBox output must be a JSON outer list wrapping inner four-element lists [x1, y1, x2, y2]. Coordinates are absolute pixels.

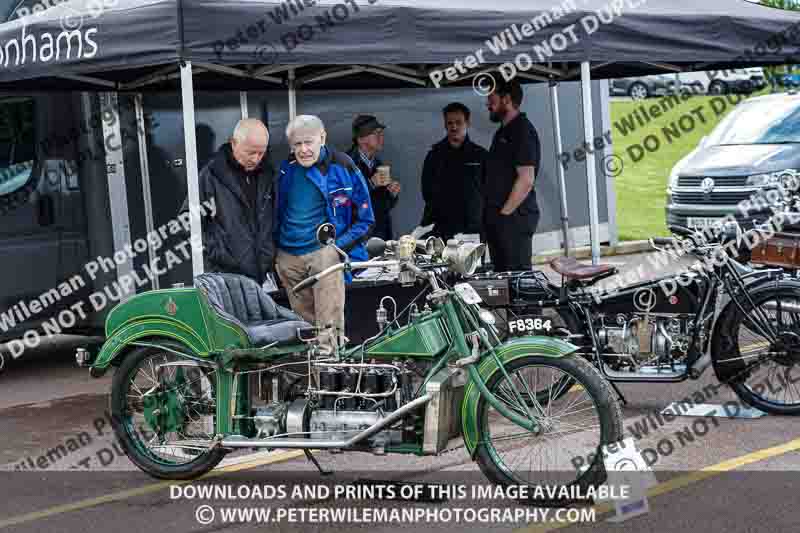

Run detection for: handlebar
[[660, 221, 759, 261], [652, 237, 676, 247], [667, 224, 697, 239], [293, 235, 477, 293], [293, 276, 318, 293], [291, 260, 400, 293], [667, 223, 718, 250]]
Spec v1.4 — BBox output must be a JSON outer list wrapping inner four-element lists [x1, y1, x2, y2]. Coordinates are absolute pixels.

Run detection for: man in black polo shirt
[[483, 78, 541, 272]]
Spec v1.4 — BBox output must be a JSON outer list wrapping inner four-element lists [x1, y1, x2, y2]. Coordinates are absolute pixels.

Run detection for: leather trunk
[[751, 231, 800, 268]]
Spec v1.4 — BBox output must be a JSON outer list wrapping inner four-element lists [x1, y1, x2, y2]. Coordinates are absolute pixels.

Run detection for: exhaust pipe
[[689, 353, 713, 379], [221, 393, 432, 449], [762, 301, 800, 313]]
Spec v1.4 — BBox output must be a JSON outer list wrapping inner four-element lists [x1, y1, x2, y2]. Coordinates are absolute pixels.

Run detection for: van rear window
[[0, 98, 35, 197]]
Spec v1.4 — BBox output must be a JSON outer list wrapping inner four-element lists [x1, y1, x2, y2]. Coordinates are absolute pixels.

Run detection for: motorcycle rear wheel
[[110, 343, 227, 480], [474, 354, 623, 506]]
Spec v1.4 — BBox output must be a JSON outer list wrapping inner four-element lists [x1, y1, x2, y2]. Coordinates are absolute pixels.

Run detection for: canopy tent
[[1, 0, 799, 89], [0, 0, 798, 275]]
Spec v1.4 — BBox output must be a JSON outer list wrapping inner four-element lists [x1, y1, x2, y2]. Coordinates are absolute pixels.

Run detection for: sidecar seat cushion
[[194, 273, 312, 346], [244, 319, 311, 347]]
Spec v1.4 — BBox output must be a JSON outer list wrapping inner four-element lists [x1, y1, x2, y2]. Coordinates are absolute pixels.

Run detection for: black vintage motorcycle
[[461, 222, 800, 415]]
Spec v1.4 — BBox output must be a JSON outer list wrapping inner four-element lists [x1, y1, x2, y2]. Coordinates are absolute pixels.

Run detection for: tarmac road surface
[[1, 251, 799, 532]]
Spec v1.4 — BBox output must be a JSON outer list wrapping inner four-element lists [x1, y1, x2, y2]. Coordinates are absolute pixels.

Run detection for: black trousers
[[484, 209, 539, 272]]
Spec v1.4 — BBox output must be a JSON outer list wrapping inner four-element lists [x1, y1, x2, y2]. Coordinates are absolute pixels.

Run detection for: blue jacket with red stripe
[[275, 147, 375, 282]]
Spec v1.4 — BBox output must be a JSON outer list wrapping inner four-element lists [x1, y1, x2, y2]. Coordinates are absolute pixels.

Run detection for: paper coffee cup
[[376, 165, 391, 185]]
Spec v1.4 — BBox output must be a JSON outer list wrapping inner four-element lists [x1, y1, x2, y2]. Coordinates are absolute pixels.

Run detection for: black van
[[0, 94, 100, 348]]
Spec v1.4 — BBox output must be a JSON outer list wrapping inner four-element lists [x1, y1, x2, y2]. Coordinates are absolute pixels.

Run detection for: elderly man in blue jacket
[[274, 115, 375, 349]]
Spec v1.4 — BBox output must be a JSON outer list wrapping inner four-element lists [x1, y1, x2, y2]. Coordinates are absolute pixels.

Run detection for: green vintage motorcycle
[[78, 224, 622, 503]]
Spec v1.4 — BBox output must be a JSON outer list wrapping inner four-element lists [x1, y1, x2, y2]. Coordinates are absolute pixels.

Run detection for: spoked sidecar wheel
[[719, 289, 800, 415], [474, 354, 623, 506], [111, 343, 227, 480]]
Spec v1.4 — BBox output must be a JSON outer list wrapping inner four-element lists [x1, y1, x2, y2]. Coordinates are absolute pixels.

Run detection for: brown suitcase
[[751, 232, 800, 268]]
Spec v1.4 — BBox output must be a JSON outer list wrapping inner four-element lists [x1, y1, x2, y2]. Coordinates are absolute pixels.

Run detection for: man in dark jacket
[[420, 102, 487, 242], [181, 118, 275, 285], [346, 115, 400, 241]]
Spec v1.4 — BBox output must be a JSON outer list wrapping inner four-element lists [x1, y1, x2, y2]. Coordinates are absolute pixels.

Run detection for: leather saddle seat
[[194, 273, 312, 347], [549, 256, 617, 281]]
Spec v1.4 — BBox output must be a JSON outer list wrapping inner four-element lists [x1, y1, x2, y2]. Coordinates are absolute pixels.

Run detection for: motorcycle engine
[[250, 360, 424, 453], [596, 313, 695, 371]]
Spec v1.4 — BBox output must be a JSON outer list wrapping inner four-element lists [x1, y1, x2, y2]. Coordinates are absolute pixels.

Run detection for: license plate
[[506, 315, 553, 336], [686, 217, 723, 229]]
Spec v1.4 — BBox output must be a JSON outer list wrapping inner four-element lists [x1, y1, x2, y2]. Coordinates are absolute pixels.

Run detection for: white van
[[678, 68, 766, 95]]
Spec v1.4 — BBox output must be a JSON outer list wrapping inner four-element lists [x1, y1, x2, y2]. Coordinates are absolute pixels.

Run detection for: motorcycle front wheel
[[110, 343, 227, 480], [490, 306, 579, 406], [720, 288, 800, 415], [474, 354, 623, 506]]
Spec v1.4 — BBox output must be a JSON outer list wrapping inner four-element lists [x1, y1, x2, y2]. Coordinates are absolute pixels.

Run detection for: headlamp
[[746, 169, 800, 191]]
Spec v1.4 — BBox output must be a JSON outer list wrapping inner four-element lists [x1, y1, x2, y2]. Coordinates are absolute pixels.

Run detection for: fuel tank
[[594, 272, 707, 315], [364, 310, 450, 359]]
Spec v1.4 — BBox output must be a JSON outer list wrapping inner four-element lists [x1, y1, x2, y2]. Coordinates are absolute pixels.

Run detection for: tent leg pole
[[599, 79, 618, 247], [288, 68, 297, 120], [580, 61, 601, 265], [135, 93, 158, 289], [180, 61, 204, 279], [549, 81, 572, 257], [240, 91, 249, 119], [99, 92, 135, 300]]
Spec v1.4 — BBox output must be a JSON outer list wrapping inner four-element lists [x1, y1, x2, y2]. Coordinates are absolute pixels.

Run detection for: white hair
[[286, 115, 325, 141], [232, 118, 268, 144]]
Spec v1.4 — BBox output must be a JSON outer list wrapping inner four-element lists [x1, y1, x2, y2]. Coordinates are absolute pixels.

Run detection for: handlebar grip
[[667, 224, 695, 238], [293, 276, 318, 293], [652, 237, 676, 246]]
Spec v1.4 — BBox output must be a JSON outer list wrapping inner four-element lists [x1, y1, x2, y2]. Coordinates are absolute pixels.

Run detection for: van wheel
[[628, 82, 649, 100], [709, 80, 728, 95]]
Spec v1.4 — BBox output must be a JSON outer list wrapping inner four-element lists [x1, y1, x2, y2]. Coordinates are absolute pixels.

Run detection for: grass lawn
[[610, 88, 771, 241]]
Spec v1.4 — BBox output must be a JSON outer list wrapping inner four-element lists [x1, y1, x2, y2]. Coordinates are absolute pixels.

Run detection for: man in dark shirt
[[347, 115, 400, 241], [483, 78, 541, 272], [420, 102, 487, 242]]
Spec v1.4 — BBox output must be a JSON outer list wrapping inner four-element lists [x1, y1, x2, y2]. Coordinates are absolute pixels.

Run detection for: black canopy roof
[[0, 0, 797, 91]]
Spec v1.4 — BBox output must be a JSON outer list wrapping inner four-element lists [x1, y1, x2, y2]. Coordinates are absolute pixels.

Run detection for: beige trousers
[[275, 246, 345, 348]]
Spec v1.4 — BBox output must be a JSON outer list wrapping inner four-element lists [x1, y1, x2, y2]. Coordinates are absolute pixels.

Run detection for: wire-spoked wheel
[[722, 290, 800, 415], [474, 354, 623, 506], [490, 306, 578, 406], [110, 342, 227, 479]]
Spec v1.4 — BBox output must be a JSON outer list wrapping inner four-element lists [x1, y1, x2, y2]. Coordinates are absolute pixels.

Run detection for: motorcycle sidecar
[[87, 273, 313, 376]]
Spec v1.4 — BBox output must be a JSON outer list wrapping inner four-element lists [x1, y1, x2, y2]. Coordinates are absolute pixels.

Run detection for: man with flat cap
[[347, 115, 400, 241]]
